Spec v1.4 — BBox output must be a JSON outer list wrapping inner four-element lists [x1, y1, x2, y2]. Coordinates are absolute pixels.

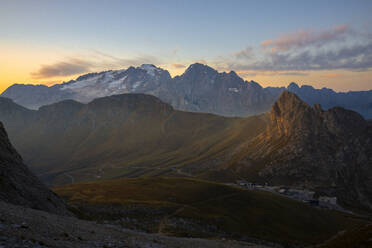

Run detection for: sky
[[1, 0, 372, 93]]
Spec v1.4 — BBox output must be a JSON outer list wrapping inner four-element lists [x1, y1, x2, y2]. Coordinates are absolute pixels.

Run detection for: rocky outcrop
[[0, 121, 69, 215], [237, 91, 372, 212]]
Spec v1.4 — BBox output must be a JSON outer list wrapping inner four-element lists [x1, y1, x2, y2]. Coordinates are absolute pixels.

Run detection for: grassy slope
[[31, 112, 267, 185], [2, 94, 267, 185], [54, 177, 366, 246]]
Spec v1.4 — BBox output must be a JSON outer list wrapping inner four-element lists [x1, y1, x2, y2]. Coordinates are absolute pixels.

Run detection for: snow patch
[[108, 75, 127, 89], [61, 75, 100, 90], [228, 88, 239, 93], [140, 64, 158, 77], [132, 81, 142, 89]]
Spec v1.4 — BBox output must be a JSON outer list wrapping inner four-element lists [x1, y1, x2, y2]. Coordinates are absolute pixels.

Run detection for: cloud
[[261, 25, 351, 52], [255, 42, 372, 71], [172, 63, 186, 68], [238, 71, 308, 78], [31, 51, 162, 79], [91, 50, 161, 68], [31, 59, 92, 79], [233, 47, 255, 59], [229, 38, 372, 72], [227, 25, 372, 73], [279, 72, 309, 76], [322, 73, 342, 78], [238, 72, 257, 77]]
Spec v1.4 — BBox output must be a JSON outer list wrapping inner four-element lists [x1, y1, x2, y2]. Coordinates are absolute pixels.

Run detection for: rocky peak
[[270, 91, 368, 138], [248, 80, 263, 89], [137, 64, 171, 79], [183, 63, 218, 78], [242, 91, 372, 211], [270, 91, 313, 136], [287, 82, 300, 91]]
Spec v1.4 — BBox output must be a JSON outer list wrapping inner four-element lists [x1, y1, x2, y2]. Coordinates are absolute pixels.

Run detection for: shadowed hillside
[[0, 94, 267, 185], [1, 91, 372, 214], [54, 177, 366, 247], [0, 121, 69, 215]]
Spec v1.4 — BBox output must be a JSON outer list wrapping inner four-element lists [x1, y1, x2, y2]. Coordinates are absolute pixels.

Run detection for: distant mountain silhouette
[[2, 63, 372, 118]]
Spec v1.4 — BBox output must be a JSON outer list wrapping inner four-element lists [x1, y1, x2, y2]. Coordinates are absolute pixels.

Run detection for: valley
[[0, 90, 371, 247]]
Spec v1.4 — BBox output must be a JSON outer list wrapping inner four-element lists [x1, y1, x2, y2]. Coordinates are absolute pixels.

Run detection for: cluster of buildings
[[236, 180, 341, 211]]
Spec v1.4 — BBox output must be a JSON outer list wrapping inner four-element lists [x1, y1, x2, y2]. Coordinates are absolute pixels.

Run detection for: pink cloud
[[322, 73, 343, 78], [172, 63, 186, 69], [261, 25, 351, 52]]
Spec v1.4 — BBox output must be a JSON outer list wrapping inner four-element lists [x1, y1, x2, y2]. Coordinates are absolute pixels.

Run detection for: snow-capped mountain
[[60, 64, 172, 104], [2, 63, 372, 118]]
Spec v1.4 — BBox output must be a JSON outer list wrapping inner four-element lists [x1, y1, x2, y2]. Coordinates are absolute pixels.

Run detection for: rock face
[[0, 121, 69, 215], [5, 63, 371, 118], [236, 91, 372, 211], [163, 63, 276, 117]]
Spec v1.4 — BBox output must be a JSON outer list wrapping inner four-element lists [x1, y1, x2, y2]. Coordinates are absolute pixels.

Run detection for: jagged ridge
[[2, 63, 371, 118], [231, 91, 372, 212]]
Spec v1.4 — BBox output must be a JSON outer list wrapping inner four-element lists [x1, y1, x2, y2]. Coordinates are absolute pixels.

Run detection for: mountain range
[[2, 63, 372, 118], [0, 113, 366, 247], [0, 91, 371, 213], [0, 94, 265, 185]]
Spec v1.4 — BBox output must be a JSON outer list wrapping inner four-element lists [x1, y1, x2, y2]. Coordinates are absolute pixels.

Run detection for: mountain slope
[[3, 63, 371, 118], [0, 121, 69, 215], [226, 91, 372, 212], [1, 91, 372, 213], [0, 94, 267, 185], [54, 177, 365, 246]]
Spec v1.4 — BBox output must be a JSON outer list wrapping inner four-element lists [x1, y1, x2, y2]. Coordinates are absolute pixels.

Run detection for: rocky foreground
[[0, 201, 271, 248]]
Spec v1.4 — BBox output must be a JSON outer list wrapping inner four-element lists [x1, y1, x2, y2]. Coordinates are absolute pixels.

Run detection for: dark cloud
[[31, 51, 162, 79], [31, 59, 92, 79]]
